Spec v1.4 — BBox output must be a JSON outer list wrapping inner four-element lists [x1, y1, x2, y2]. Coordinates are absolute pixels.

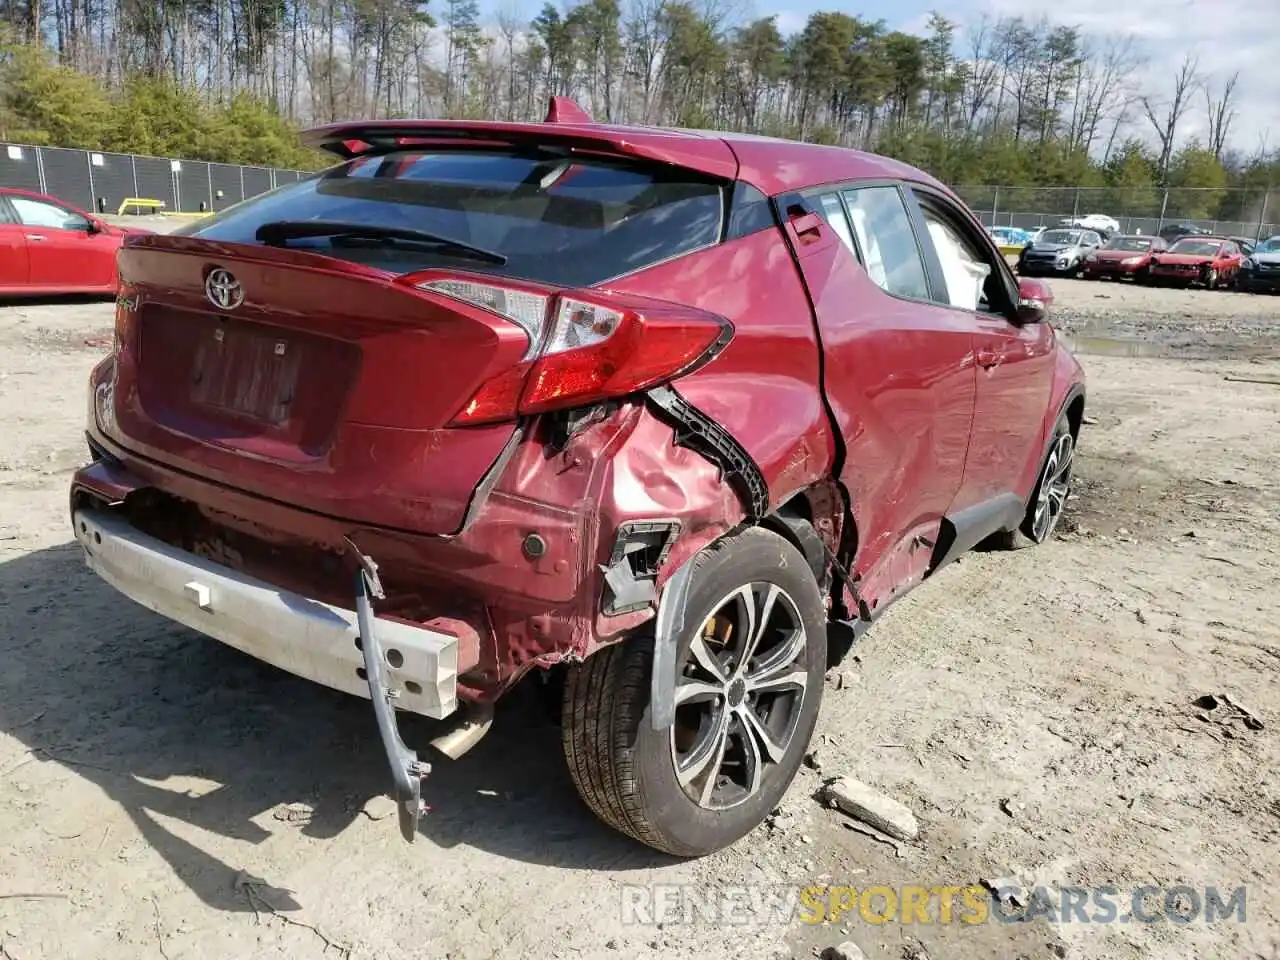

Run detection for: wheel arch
[[648, 487, 850, 733], [1064, 389, 1086, 441]]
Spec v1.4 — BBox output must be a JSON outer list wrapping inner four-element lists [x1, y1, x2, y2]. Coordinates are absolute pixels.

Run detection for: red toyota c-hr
[[70, 99, 1085, 856]]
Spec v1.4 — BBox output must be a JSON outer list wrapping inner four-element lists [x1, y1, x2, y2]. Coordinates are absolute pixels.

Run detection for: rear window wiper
[[254, 220, 507, 265]]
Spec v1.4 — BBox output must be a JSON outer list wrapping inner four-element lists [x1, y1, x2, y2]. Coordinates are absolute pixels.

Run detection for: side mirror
[[85, 218, 103, 234], [1015, 276, 1053, 325]]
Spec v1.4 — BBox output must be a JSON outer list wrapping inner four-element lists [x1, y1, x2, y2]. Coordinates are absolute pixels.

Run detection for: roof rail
[[544, 96, 593, 124]]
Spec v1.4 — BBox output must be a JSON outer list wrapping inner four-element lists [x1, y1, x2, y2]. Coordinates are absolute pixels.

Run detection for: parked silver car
[[1237, 236, 1280, 293], [1016, 228, 1104, 278]]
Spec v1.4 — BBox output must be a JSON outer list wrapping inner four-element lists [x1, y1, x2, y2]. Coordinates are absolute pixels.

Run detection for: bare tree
[[496, 0, 523, 121], [1203, 70, 1239, 161], [961, 13, 1001, 131], [1139, 53, 1200, 183], [1070, 34, 1141, 154]]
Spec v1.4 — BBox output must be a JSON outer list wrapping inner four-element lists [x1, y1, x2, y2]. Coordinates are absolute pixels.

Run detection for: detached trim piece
[[646, 385, 769, 521], [600, 520, 681, 615]]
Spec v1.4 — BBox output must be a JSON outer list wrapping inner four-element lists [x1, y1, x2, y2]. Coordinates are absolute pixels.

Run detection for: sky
[[486, 0, 1280, 157], [763, 0, 1280, 155]]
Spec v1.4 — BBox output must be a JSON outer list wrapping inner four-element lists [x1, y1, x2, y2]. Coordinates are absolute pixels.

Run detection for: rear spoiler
[[300, 97, 739, 182]]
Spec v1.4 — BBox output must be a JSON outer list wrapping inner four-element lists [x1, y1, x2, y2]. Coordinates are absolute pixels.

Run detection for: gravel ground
[[0, 275, 1278, 960]]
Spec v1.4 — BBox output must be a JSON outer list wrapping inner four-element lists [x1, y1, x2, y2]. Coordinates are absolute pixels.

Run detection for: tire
[[989, 413, 1076, 551], [1203, 268, 1218, 290], [561, 526, 826, 857]]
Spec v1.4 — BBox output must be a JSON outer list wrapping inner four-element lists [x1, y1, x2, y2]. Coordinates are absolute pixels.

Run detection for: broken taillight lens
[[406, 273, 732, 426]]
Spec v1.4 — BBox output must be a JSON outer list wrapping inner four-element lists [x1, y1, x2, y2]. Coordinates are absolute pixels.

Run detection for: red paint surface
[[0, 188, 146, 295], [72, 117, 1086, 703]]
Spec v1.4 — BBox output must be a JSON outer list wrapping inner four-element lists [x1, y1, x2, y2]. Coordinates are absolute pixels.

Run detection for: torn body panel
[[76, 358, 746, 707]]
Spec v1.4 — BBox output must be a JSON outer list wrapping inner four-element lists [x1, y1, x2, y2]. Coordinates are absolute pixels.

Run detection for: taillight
[[406, 273, 732, 425], [418, 278, 549, 358]]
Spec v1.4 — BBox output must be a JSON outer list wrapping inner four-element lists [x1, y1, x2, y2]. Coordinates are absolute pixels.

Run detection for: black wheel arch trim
[[1058, 382, 1087, 439], [646, 384, 769, 522]]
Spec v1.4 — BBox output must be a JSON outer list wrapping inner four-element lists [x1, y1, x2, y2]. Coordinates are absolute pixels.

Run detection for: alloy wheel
[[1031, 432, 1074, 542], [670, 583, 809, 811]]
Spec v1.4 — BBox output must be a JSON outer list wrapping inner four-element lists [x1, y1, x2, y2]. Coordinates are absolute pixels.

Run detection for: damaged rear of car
[[71, 111, 841, 854], [71, 103, 1086, 857]]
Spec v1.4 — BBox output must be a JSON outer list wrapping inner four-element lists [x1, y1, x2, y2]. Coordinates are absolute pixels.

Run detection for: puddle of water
[[1061, 332, 1280, 361], [1062, 334, 1171, 358]]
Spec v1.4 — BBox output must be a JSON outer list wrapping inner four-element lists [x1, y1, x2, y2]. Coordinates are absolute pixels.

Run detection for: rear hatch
[[105, 146, 728, 535]]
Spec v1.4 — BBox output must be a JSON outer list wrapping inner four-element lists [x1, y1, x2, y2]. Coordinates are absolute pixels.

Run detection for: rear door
[[778, 181, 976, 616], [907, 187, 1054, 516], [0, 197, 30, 288], [8, 195, 115, 289]]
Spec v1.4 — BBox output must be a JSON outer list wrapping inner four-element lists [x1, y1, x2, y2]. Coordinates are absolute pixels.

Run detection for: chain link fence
[[0, 141, 309, 216], [956, 186, 1279, 240]]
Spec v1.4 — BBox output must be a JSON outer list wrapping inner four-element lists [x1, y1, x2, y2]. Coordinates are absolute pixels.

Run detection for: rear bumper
[[73, 506, 460, 719]]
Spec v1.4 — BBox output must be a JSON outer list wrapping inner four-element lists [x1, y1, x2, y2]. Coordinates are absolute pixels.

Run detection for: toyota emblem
[[205, 268, 244, 310]]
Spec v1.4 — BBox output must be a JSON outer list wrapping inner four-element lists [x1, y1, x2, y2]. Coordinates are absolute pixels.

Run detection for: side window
[[840, 186, 929, 300], [921, 210, 994, 312], [725, 182, 775, 240], [817, 193, 856, 254], [10, 197, 87, 230]]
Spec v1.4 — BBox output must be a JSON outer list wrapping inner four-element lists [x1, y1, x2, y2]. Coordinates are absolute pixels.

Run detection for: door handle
[[25, 234, 46, 241], [788, 210, 824, 241], [976, 348, 1001, 369]]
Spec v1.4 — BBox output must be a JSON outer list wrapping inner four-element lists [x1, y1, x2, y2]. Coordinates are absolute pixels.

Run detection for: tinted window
[[10, 197, 87, 230], [1104, 236, 1152, 251], [179, 150, 725, 287], [840, 185, 929, 300], [818, 193, 856, 254], [725, 181, 775, 240], [1040, 229, 1082, 245], [1169, 239, 1223, 256]]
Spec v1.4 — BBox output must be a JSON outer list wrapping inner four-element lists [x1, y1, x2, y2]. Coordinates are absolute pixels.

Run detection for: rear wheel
[[561, 527, 826, 856], [989, 414, 1075, 551]]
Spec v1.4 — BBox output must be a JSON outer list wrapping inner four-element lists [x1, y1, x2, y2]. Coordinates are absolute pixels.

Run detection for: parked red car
[[1082, 234, 1168, 281], [1147, 236, 1244, 289], [0, 188, 148, 295], [69, 99, 1086, 855]]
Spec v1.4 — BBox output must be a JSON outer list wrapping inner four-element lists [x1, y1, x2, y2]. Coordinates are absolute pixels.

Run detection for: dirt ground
[[1, 274, 1278, 960]]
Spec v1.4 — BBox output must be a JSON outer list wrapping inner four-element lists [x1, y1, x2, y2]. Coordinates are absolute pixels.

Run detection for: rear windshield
[[178, 150, 726, 287], [1104, 236, 1152, 251]]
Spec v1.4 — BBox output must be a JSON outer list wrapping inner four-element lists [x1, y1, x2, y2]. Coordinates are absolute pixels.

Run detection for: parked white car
[[1070, 214, 1120, 234]]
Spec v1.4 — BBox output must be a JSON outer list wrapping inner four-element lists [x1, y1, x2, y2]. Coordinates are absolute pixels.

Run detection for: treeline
[[0, 1, 1276, 218]]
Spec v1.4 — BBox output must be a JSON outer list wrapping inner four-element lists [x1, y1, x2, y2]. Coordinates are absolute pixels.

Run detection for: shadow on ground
[[0, 541, 663, 914]]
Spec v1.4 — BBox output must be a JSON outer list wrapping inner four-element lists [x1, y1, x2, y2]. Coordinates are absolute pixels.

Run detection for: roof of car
[[302, 116, 951, 199]]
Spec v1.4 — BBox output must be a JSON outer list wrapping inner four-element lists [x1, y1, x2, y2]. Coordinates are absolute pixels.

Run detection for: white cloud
[[954, 0, 1279, 153], [765, 0, 1279, 154], [763, 10, 806, 35]]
